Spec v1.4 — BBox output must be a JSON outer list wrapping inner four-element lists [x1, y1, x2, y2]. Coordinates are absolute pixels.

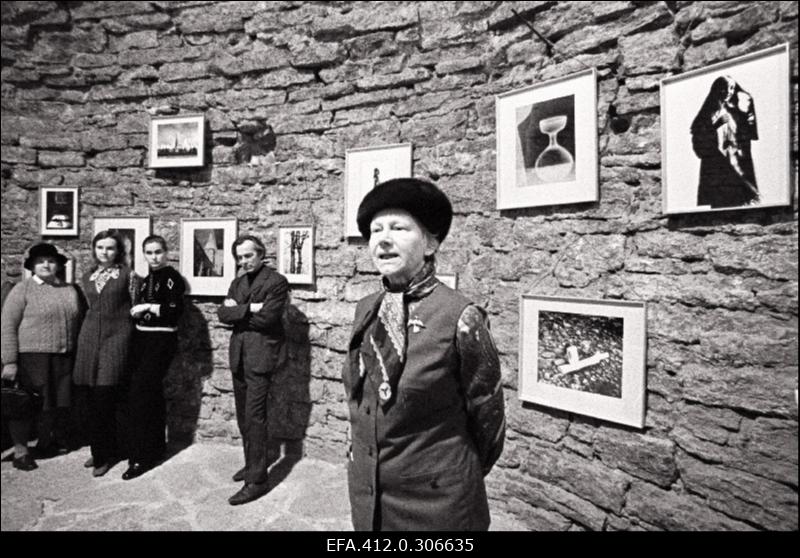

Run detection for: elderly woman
[[73, 230, 138, 477], [343, 178, 506, 531], [1, 243, 83, 471]]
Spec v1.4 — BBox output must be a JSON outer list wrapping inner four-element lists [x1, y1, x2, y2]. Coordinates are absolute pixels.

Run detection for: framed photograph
[[93, 217, 151, 277], [277, 225, 315, 285], [24, 247, 75, 284], [661, 43, 791, 214], [180, 218, 237, 296], [518, 295, 646, 428], [344, 143, 413, 238], [437, 273, 458, 290], [496, 68, 598, 210], [149, 113, 205, 168], [39, 186, 79, 237]]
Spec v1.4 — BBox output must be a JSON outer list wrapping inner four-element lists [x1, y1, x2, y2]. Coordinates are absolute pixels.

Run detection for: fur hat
[[23, 243, 67, 271], [356, 178, 453, 243]]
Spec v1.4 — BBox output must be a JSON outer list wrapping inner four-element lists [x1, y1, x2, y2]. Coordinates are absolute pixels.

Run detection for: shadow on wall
[[265, 301, 311, 481], [165, 299, 213, 451]]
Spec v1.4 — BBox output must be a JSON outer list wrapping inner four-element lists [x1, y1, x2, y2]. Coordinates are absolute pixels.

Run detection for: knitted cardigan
[[1, 277, 83, 365]]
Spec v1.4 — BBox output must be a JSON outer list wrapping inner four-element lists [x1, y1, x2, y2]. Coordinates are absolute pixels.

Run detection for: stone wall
[[1, 1, 797, 530]]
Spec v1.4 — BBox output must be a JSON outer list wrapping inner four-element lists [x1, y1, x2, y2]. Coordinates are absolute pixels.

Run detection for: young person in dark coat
[[343, 178, 506, 531], [73, 231, 138, 477], [122, 235, 185, 480], [217, 235, 289, 505]]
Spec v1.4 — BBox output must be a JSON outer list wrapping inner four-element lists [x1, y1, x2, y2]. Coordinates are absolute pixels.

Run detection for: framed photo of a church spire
[[496, 68, 598, 210], [344, 143, 412, 238], [149, 113, 205, 168], [180, 218, 237, 296]]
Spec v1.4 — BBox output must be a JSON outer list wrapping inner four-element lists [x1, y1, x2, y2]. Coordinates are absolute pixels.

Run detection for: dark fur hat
[[356, 178, 453, 242], [23, 243, 67, 271]]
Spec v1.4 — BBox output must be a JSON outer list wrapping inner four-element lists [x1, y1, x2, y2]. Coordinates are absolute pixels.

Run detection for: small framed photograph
[[180, 218, 237, 296], [24, 247, 75, 284], [277, 225, 315, 285], [39, 186, 79, 237], [496, 68, 598, 210], [93, 216, 151, 277], [436, 273, 458, 290], [661, 43, 791, 214], [345, 143, 413, 238], [149, 113, 205, 168], [519, 295, 647, 428]]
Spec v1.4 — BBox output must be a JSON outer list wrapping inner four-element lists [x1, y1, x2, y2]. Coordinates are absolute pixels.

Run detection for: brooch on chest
[[408, 317, 425, 334]]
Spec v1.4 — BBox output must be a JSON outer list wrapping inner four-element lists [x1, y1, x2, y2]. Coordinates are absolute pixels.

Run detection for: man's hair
[[231, 234, 266, 258]]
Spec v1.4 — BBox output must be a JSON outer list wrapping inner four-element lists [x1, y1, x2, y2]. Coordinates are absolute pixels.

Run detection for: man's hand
[[1, 363, 18, 381], [223, 298, 237, 307], [249, 303, 263, 313]]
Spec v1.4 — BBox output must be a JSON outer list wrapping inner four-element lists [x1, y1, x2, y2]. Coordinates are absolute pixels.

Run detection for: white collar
[[32, 275, 45, 285]]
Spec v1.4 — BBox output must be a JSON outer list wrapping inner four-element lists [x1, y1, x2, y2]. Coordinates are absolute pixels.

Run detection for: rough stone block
[[593, 428, 678, 488], [38, 150, 85, 167]]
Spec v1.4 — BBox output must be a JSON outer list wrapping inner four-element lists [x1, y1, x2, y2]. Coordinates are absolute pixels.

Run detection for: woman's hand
[[1, 363, 18, 381], [130, 303, 151, 317], [223, 298, 237, 307]]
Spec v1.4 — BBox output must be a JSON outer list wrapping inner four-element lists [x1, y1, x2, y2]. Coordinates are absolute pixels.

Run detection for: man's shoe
[[122, 462, 152, 480], [232, 467, 246, 482], [12, 454, 38, 471], [228, 482, 268, 506]]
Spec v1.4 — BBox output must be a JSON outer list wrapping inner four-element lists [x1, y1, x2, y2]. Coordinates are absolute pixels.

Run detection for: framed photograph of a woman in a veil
[[660, 43, 791, 215]]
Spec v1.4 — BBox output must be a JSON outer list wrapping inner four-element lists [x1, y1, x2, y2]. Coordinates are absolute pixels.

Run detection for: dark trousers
[[232, 362, 270, 484], [87, 385, 121, 466], [127, 331, 177, 465]]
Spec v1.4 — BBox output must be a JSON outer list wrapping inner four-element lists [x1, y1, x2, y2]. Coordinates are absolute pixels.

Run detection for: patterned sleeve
[[455, 304, 506, 476]]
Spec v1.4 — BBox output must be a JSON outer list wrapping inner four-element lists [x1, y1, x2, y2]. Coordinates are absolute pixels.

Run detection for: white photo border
[[180, 218, 237, 296], [149, 113, 205, 168], [277, 225, 315, 285], [39, 186, 79, 237], [518, 295, 647, 428], [496, 68, 598, 210]]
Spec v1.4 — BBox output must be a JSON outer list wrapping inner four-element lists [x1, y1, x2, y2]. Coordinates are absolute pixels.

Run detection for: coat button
[[365, 407, 371, 415], [368, 448, 373, 456]]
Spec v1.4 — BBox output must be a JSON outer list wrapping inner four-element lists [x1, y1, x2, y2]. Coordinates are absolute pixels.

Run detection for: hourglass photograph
[[496, 68, 597, 210], [519, 295, 647, 428], [516, 94, 576, 186]]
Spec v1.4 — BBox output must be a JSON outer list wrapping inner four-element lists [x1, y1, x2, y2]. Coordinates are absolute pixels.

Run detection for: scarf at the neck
[[363, 260, 438, 406]]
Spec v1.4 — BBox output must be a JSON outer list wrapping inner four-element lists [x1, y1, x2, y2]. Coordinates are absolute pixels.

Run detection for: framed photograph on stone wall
[[518, 295, 646, 428], [496, 68, 598, 210], [661, 43, 791, 215], [436, 273, 458, 290], [93, 216, 151, 277], [180, 218, 237, 296], [344, 143, 413, 238], [39, 186, 79, 237], [277, 225, 315, 285], [149, 113, 205, 168], [24, 246, 75, 284]]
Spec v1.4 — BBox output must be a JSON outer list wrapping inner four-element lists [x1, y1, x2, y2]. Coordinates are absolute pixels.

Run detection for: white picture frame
[[93, 216, 152, 277], [660, 43, 791, 215], [496, 68, 598, 210], [519, 295, 647, 428], [149, 113, 205, 168], [344, 143, 413, 238], [277, 225, 315, 285], [39, 186, 79, 237], [180, 218, 237, 296]]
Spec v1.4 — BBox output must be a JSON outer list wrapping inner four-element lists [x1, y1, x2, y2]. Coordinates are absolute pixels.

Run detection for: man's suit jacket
[[217, 265, 288, 375]]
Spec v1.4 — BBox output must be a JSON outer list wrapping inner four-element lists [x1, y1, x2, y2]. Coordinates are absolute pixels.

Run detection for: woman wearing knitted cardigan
[[1, 243, 83, 471], [73, 231, 138, 477]]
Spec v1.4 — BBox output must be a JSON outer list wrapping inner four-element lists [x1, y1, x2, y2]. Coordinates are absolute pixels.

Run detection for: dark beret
[[24, 243, 67, 271], [356, 177, 453, 243]]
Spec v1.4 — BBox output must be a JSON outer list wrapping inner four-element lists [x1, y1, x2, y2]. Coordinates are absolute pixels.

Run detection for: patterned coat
[[73, 265, 136, 387]]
